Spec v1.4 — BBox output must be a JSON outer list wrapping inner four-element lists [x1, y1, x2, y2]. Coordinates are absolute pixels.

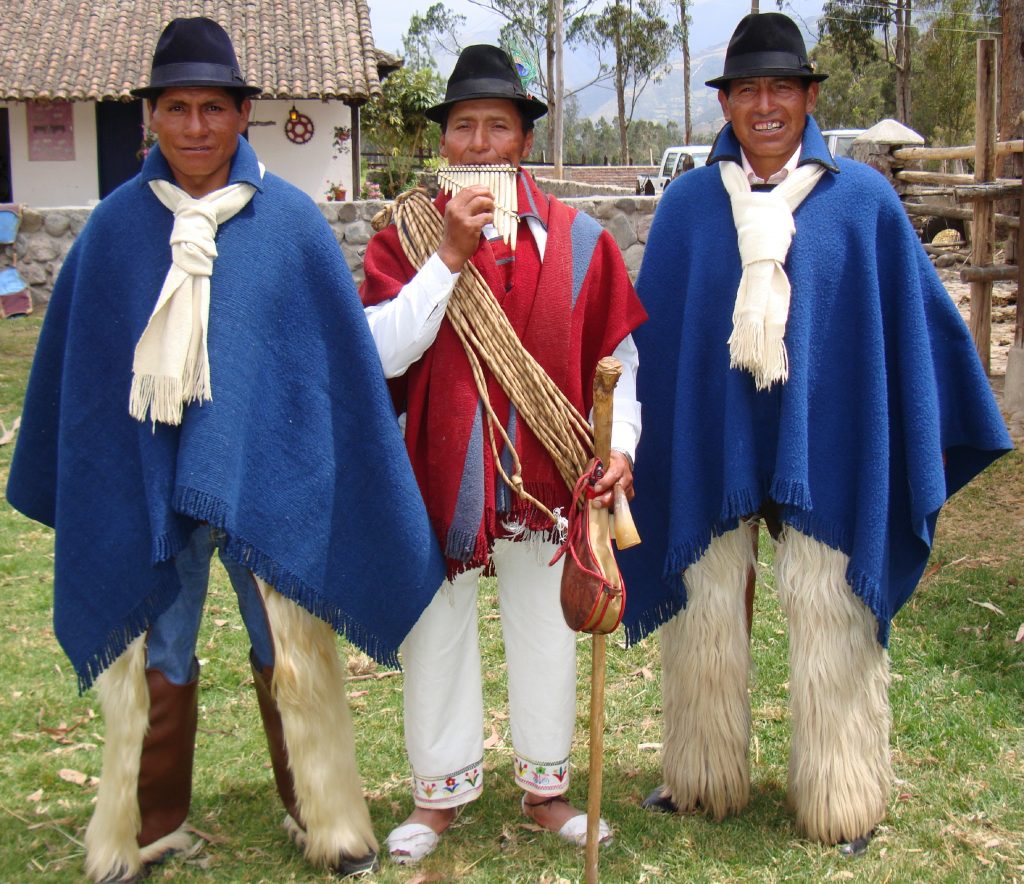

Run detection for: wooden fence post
[[970, 38, 998, 373]]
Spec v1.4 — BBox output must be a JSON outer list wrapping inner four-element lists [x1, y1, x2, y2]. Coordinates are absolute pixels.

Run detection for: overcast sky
[[369, 0, 827, 63]]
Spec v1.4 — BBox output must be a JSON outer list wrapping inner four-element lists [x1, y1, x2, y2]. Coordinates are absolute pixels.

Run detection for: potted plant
[[325, 181, 346, 202]]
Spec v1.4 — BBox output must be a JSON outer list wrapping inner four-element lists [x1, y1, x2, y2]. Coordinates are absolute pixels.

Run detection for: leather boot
[[250, 650, 302, 824], [137, 668, 199, 848]]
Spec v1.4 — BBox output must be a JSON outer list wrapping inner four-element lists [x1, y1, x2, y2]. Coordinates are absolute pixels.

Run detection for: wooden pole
[[585, 634, 606, 884], [553, 0, 565, 180], [585, 357, 621, 884], [894, 139, 1023, 162], [970, 38, 998, 374], [1017, 172, 1024, 349], [350, 104, 361, 200]]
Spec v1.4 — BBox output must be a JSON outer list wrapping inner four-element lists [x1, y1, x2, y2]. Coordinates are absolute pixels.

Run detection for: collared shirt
[[364, 213, 641, 459], [741, 145, 802, 186]]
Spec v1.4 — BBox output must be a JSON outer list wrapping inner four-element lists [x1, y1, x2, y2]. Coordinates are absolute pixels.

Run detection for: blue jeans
[[147, 524, 276, 684]]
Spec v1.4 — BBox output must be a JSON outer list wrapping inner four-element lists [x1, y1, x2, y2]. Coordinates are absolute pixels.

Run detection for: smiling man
[[622, 12, 1011, 855], [360, 44, 646, 864], [7, 16, 444, 881]]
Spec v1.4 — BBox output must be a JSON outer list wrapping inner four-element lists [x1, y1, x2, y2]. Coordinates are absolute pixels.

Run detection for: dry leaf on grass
[[26, 789, 43, 802], [58, 769, 89, 786], [0, 416, 21, 446], [1014, 623, 1024, 643], [968, 599, 1005, 616]]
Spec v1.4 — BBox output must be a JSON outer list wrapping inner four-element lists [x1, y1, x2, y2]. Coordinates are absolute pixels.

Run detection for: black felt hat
[[131, 17, 262, 99], [705, 12, 827, 89], [426, 44, 547, 124]]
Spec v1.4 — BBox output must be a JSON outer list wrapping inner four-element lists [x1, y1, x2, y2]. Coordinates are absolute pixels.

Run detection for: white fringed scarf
[[719, 160, 825, 390], [129, 176, 258, 425]]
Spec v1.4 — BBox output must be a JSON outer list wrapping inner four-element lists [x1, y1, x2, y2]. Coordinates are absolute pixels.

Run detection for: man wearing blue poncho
[[6, 17, 444, 882], [622, 12, 1012, 854]]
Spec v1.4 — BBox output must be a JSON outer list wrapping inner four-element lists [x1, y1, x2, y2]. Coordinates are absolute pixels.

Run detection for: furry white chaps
[[83, 578, 377, 881], [255, 576, 378, 864], [84, 636, 193, 882], [660, 524, 891, 843]]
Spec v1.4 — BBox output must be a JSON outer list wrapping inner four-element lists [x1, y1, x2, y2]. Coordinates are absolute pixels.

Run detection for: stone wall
[[6, 193, 660, 309]]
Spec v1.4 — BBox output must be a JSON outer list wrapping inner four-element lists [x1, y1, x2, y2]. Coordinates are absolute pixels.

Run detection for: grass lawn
[[1, 314, 1021, 882]]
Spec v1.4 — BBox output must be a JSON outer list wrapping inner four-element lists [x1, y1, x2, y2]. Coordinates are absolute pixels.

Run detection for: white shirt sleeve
[[364, 253, 458, 378], [364, 214, 642, 467]]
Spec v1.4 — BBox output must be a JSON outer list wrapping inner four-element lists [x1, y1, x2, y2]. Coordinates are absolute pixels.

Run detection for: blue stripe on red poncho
[[620, 118, 1013, 646], [7, 138, 445, 689]]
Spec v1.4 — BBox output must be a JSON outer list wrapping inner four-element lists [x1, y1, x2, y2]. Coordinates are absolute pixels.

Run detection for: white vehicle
[[637, 145, 713, 194], [821, 128, 866, 158]]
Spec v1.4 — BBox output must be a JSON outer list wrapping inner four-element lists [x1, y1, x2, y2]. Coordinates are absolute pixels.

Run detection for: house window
[[27, 101, 75, 161]]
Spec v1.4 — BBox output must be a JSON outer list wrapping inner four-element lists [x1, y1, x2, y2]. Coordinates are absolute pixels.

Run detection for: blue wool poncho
[[620, 119, 1013, 646], [7, 139, 445, 688]]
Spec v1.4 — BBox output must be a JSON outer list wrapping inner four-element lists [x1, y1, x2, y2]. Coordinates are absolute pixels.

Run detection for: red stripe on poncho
[[362, 170, 646, 577]]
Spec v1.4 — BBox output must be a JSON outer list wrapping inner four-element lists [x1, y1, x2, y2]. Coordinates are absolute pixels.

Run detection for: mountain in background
[[568, 21, 819, 135]]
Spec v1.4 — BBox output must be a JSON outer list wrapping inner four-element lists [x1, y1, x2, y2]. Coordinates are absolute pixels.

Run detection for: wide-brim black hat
[[426, 44, 547, 124], [705, 12, 827, 89], [131, 17, 262, 99]]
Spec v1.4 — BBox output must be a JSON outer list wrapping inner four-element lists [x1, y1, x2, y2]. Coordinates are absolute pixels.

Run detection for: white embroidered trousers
[[401, 538, 577, 809]]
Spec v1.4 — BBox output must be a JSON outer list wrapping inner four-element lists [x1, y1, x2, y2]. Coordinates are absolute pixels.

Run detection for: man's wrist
[[611, 448, 634, 472]]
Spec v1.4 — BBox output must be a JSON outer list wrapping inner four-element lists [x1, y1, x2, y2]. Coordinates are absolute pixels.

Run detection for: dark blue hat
[[131, 17, 261, 98], [426, 45, 547, 124], [706, 13, 827, 89]]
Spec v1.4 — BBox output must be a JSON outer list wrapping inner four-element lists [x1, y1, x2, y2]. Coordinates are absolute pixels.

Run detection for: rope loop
[[388, 187, 594, 523]]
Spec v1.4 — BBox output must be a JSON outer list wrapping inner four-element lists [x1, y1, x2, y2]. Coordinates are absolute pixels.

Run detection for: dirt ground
[[937, 265, 1023, 445]]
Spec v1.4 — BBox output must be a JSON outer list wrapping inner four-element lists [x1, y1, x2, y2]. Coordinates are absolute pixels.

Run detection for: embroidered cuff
[[514, 752, 570, 795], [412, 759, 484, 808]]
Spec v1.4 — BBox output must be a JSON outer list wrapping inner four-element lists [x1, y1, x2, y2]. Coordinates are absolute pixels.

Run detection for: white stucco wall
[[1, 97, 353, 209], [3, 101, 100, 207], [246, 99, 353, 201]]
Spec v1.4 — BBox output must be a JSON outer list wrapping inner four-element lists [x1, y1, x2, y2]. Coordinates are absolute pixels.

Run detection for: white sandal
[[385, 822, 440, 865], [522, 794, 612, 847]]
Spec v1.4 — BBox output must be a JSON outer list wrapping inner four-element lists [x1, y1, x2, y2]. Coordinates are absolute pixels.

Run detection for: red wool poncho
[[362, 170, 646, 577]]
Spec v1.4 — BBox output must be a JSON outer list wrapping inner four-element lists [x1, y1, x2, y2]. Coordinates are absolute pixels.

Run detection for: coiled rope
[[372, 188, 594, 524]]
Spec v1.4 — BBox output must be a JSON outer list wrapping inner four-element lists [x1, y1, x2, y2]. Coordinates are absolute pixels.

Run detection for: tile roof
[[0, 0, 393, 102]]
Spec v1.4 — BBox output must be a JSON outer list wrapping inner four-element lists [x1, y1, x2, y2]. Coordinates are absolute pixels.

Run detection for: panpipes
[[437, 164, 519, 250]]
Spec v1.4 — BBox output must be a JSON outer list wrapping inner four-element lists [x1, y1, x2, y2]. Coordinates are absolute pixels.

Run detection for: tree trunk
[[553, 0, 565, 178], [546, 9, 557, 166], [614, 1, 628, 164], [999, 0, 1023, 262], [678, 0, 691, 143], [894, 0, 912, 125]]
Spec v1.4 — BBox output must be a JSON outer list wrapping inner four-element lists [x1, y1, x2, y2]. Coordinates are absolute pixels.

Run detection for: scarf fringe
[[756, 336, 789, 390], [727, 319, 766, 375], [129, 374, 184, 425], [728, 322, 789, 390], [180, 347, 210, 406]]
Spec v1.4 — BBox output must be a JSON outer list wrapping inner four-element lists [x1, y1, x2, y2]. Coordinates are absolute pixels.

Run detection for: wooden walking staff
[[578, 356, 641, 883]]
